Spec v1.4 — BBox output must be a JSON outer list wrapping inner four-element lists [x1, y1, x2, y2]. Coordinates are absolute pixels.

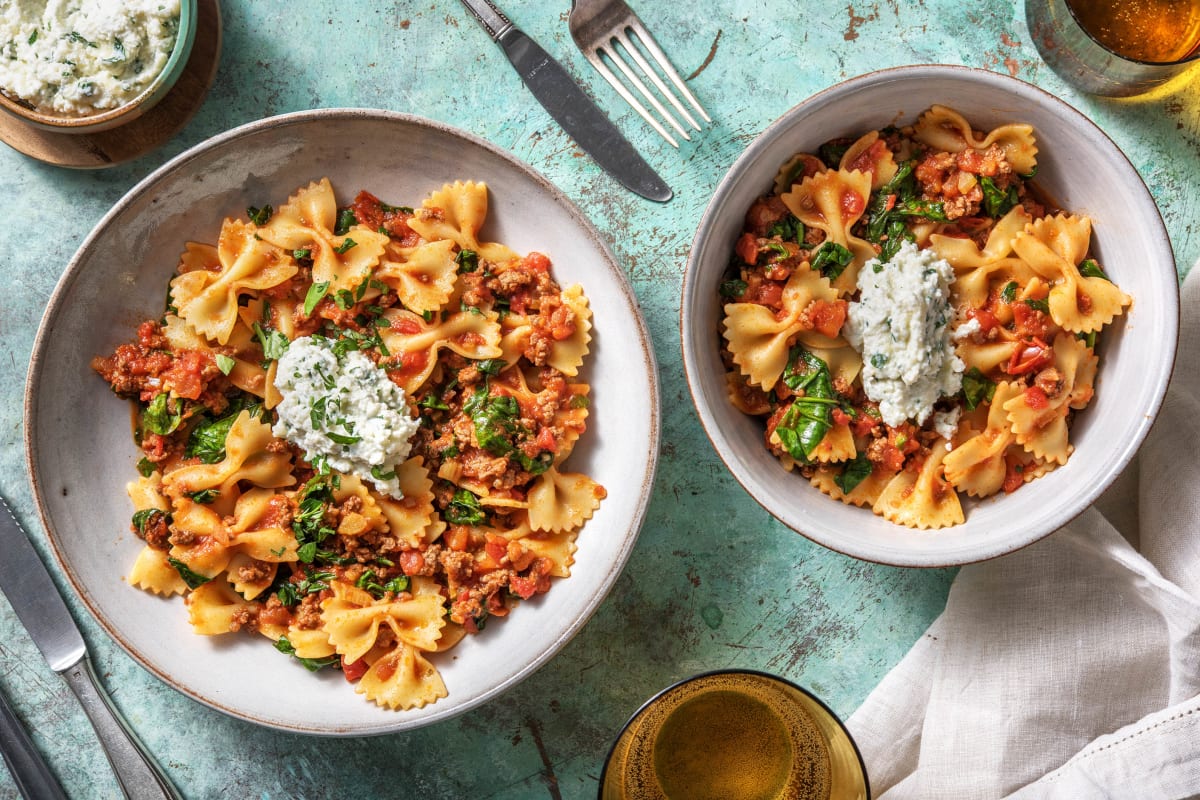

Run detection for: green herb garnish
[[304, 282, 330, 316], [246, 205, 273, 225], [961, 367, 997, 411], [168, 557, 212, 590]]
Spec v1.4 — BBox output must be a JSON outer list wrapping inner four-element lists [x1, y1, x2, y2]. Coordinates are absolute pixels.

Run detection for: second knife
[[458, 0, 672, 202]]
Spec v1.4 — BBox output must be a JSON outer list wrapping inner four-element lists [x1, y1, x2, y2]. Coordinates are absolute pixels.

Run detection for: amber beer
[[599, 672, 868, 800], [1066, 0, 1200, 62]]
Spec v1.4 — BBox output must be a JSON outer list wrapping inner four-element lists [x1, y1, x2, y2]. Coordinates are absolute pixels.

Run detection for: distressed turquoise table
[[1, 2, 1196, 798]]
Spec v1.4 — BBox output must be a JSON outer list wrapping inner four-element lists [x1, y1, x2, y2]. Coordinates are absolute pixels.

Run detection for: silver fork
[[568, 0, 710, 148]]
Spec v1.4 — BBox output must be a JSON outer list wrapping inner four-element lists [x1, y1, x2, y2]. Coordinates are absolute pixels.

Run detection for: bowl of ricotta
[[0, 0, 196, 132], [680, 65, 1179, 567]]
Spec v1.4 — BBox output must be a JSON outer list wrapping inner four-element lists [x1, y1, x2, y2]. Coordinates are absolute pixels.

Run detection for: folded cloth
[[847, 264, 1200, 800]]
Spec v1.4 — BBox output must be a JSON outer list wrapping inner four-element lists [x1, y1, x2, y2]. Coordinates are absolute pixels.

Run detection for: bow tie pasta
[[719, 108, 1129, 529], [93, 179, 605, 710]]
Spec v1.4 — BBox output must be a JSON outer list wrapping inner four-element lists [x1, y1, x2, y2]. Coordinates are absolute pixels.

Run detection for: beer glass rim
[[597, 668, 870, 799], [1062, 0, 1200, 67]]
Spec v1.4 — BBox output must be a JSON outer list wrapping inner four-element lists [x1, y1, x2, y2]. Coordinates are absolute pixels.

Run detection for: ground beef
[[294, 594, 323, 630], [235, 559, 273, 584]]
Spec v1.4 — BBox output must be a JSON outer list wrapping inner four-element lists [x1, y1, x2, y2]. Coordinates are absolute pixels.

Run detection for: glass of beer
[[598, 670, 868, 800], [1026, 0, 1200, 96]]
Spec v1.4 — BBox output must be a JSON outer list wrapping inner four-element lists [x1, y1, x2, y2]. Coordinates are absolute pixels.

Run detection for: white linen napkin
[[847, 265, 1200, 800]]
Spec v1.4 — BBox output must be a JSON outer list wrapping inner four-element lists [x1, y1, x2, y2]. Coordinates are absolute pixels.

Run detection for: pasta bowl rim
[[0, 0, 198, 134], [24, 107, 661, 734], [680, 64, 1179, 567]]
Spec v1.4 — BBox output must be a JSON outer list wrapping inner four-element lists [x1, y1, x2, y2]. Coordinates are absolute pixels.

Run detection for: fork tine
[[624, 20, 710, 125], [613, 28, 701, 132], [600, 39, 692, 142], [584, 47, 681, 147]]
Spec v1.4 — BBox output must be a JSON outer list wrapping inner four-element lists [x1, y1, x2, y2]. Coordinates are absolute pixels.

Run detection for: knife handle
[[458, 0, 513, 40], [60, 657, 183, 800], [0, 682, 68, 800]]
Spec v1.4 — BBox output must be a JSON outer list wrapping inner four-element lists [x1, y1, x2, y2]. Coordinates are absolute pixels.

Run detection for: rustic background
[[1, 0, 1196, 797]]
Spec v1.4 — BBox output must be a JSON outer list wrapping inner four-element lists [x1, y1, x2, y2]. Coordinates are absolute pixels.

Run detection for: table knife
[[0, 496, 182, 800], [457, 0, 672, 202]]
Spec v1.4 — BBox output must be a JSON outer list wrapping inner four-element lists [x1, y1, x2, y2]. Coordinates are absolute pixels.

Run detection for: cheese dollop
[[843, 240, 964, 427], [0, 0, 180, 116], [272, 336, 419, 498]]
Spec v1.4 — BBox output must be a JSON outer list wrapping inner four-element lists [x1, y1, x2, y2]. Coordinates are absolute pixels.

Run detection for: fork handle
[[458, 0, 514, 41]]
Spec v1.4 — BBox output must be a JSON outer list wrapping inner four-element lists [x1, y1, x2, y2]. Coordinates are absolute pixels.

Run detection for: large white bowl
[[681, 65, 1178, 567], [25, 109, 660, 734]]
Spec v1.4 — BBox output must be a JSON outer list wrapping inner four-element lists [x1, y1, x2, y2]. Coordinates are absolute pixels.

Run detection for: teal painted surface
[[0, 1, 1196, 797]]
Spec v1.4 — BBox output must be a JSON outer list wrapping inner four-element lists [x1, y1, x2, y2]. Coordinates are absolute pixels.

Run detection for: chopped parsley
[[246, 205, 273, 226]]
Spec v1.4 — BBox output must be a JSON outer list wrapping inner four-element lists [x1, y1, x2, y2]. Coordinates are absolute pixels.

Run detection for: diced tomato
[[747, 280, 784, 308], [341, 656, 368, 682], [736, 232, 759, 265], [841, 189, 866, 217], [535, 426, 558, 453], [1023, 385, 1049, 410], [1012, 302, 1054, 340], [523, 252, 551, 273], [444, 526, 469, 552], [392, 317, 423, 335], [1005, 338, 1053, 376], [831, 408, 852, 427], [161, 349, 213, 400], [484, 533, 509, 565], [852, 412, 879, 437], [1003, 456, 1025, 494], [807, 299, 848, 339], [968, 307, 1001, 333], [399, 550, 425, 576], [847, 139, 888, 177]]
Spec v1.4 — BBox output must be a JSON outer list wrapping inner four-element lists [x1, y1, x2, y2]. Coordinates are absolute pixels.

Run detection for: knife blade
[[0, 495, 182, 800], [458, 0, 672, 202]]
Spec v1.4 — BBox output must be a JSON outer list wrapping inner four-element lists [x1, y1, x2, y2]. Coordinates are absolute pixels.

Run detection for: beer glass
[[599, 670, 869, 800], [1026, 0, 1200, 96]]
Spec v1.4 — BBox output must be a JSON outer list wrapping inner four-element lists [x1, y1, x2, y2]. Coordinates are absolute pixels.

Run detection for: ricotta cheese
[[272, 336, 419, 499], [844, 239, 964, 427], [0, 0, 180, 116]]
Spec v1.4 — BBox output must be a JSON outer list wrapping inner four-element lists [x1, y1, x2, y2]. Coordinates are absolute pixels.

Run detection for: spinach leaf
[[274, 635, 339, 672], [719, 279, 748, 299], [809, 242, 853, 280], [167, 557, 212, 590], [767, 215, 804, 244], [1001, 281, 1018, 303], [214, 354, 236, 375], [834, 453, 873, 495], [131, 508, 168, 536], [136, 457, 157, 477], [775, 347, 835, 462], [1079, 259, 1110, 281], [961, 367, 997, 411], [187, 488, 219, 504], [455, 249, 479, 273], [291, 478, 337, 564], [818, 140, 850, 169], [334, 208, 357, 236], [1023, 297, 1050, 313], [445, 488, 485, 526], [246, 205, 273, 226], [142, 393, 182, 436], [980, 176, 1019, 218], [864, 160, 948, 263], [304, 281, 330, 316], [253, 322, 290, 360], [186, 400, 262, 463]]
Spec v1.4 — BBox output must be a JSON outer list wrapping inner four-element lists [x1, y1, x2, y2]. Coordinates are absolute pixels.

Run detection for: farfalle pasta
[[719, 108, 1130, 529], [92, 179, 605, 710]]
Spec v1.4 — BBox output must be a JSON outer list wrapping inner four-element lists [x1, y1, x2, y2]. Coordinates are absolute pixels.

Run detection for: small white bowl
[[680, 65, 1178, 567]]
